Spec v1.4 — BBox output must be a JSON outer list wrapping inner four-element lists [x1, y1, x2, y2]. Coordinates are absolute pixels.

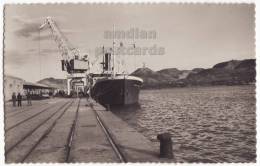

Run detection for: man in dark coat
[[17, 93, 22, 107], [27, 91, 32, 106], [12, 92, 16, 107]]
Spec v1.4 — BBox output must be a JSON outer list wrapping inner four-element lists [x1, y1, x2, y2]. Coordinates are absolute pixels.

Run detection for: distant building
[[4, 75, 25, 101], [23, 82, 56, 96], [4, 75, 57, 101]]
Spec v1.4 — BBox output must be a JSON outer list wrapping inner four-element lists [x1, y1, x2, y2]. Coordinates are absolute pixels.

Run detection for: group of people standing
[[11, 92, 32, 107]]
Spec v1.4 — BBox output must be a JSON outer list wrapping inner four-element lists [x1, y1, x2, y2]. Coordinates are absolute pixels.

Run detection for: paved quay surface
[[5, 97, 171, 163]]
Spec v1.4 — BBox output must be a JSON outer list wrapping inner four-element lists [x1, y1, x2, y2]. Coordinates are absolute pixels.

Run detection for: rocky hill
[[37, 59, 255, 90], [131, 67, 201, 88], [185, 59, 255, 86], [131, 59, 255, 88], [130, 67, 173, 88]]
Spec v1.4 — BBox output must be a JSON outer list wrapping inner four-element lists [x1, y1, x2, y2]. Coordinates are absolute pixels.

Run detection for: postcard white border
[[0, 0, 258, 166]]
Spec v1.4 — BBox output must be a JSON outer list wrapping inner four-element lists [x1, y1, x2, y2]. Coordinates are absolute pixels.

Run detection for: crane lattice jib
[[39, 17, 80, 62]]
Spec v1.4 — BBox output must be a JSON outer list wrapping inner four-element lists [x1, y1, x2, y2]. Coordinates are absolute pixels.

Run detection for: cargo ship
[[90, 50, 143, 106], [91, 75, 143, 105]]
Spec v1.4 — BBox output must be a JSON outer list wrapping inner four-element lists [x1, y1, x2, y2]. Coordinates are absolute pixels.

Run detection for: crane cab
[[61, 59, 89, 74]]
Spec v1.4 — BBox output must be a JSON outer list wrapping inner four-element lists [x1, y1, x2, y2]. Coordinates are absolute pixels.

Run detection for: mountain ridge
[[131, 59, 255, 88], [37, 59, 256, 89]]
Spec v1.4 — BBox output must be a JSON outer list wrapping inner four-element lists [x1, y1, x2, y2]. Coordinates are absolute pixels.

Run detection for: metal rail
[[91, 104, 127, 163], [6, 99, 127, 163], [5, 100, 72, 155], [65, 99, 81, 162], [5, 100, 65, 132], [20, 100, 75, 163], [5, 102, 49, 118]]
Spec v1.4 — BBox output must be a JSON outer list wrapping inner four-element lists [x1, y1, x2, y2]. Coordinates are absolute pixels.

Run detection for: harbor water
[[112, 85, 256, 163]]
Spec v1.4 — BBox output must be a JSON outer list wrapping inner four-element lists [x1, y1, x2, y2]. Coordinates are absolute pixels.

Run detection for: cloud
[[32, 30, 75, 41], [32, 34, 52, 41], [26, 48, 58, 55], [4, 50, 28, 66], [4, 48, 58, 70], [27, 48, 36, 53], [13, 17, 40, 38], [15, 24, 39, 37], [13, 16, 77, 41], [40, 48, 59, 54]]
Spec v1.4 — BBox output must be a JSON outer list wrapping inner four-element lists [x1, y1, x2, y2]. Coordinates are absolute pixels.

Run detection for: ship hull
[[90, 76, 143, 106]]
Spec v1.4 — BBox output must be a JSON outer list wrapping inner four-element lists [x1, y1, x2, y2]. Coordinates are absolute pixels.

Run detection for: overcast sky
[[4, 3, 255, 82]]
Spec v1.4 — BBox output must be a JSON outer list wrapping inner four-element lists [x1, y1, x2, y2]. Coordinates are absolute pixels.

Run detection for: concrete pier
[[93, 103, 160, 162], [4, 98, 173, 163]]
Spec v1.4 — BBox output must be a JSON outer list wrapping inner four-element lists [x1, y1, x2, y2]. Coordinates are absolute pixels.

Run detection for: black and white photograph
[[2, 2, 257, 163]]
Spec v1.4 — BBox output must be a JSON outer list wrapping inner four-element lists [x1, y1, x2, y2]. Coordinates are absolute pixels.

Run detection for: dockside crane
[[39, 16, 90, 96]]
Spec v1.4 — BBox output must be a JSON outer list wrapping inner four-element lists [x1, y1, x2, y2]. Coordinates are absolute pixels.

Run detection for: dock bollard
[[157, 132, 173, 159], [106, 104, 110, 111]]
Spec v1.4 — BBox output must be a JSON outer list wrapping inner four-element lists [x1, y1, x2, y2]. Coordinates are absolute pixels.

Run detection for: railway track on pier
[[19, 100, 75, 163], [5, 98, 127, 163], [65, 99, 80, 162], [5, 102, 49, 118], [90, 104, 127, 163], [5, 100, 66, 132], [64, 100, 126, 163], [5, 99, 75, 163]]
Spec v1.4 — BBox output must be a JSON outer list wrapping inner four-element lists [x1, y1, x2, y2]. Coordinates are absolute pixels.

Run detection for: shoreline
[[140, 83, 256, 90]]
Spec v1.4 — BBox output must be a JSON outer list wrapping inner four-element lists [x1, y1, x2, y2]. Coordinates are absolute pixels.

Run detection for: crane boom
[[39, 16, 89, 74]]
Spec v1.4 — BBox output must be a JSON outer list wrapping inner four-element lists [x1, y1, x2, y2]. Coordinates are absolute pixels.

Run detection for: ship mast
[[112, 24, 116, 78]]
